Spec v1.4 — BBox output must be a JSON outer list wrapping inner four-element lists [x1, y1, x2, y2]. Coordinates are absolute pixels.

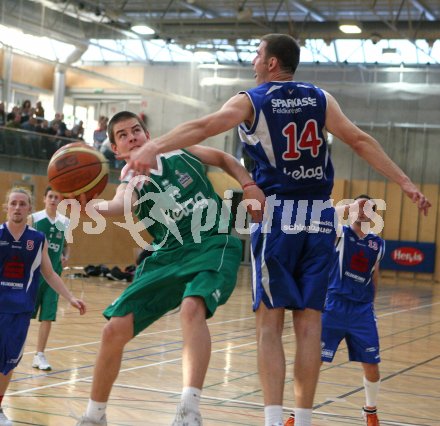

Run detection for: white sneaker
[[171, 404, 203, 425], [0, 408, 12, 426], [75, 415, 107, 425], [32, 353, 52, 371]]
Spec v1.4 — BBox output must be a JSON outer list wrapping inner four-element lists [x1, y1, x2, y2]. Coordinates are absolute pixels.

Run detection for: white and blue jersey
[[239, 81, 336, 311], [0, 223, 45, 314], [0, 223, 45, 374], [328, 226, 385, 303], [321, 226, 385, 364], [239, 81, 333, 198]]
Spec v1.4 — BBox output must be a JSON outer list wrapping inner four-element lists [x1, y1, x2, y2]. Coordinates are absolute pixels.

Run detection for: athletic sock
[[181, 386, 201, 413], [264, 405, 283, 426], [363, 376, 381, 408], [295, 408, 312, 426], [85, 399, 107, 422]]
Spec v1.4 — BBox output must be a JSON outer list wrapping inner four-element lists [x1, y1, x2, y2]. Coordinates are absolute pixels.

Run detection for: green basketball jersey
[[127, 149, 232, 250], [31, 210, 69, 274]]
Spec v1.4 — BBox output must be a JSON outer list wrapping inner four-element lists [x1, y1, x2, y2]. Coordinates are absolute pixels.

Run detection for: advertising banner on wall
[[381, 240, 436, 273]]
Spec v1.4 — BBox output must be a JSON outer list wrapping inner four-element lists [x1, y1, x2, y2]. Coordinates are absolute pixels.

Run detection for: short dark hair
[[44, 186, 52, 196], [107, 111, 148, 145], [355, 194, 376, 211], [261, 34, 301, 75]]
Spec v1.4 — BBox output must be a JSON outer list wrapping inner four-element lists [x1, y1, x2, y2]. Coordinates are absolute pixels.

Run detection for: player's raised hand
[[401, 180, 431, 216]]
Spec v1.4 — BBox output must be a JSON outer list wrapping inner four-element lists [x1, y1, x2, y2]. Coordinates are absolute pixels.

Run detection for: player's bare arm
[[89, 183, 136, 217], [324, 92, 431, 215], [121, 93, 253, 176], [40, 240, 86, 314], [372, 264, 380, 303], [186, 145, 266, 222]]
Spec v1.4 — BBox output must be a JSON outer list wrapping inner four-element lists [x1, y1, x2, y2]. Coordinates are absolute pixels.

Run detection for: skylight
[[0, 24, 439, 66]]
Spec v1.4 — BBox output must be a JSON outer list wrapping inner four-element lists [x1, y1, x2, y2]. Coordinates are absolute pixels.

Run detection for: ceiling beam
[[290, 1, 326, 22], [410, 0, 437, 21]]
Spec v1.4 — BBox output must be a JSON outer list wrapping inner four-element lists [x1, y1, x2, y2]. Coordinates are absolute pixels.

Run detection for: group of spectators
[[0, 99, 85, 142], [0, 100, 139, 169]]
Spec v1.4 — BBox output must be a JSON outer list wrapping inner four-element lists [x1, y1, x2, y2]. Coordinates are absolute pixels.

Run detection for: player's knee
[[257, 321, 283, 344], [102, 318, 132, 346], [180, 296, 206, 324], [363, 363, 380, 381], [294, 310, 321, 339]]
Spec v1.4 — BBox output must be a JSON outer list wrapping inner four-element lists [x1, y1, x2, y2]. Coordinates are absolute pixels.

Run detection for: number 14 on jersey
[[282, 119, 324, 160]]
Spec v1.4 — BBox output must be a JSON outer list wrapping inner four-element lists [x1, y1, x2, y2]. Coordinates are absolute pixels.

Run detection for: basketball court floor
[[3, 266, 440, 425]]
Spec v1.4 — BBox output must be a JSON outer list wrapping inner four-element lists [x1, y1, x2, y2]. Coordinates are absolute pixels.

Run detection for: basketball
[[47, 142, 109, 202]]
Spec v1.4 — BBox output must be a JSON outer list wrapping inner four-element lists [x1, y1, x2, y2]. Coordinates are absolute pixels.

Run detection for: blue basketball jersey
[[327, 226, 385, 303], [239, 81, 333, 198], [0, 224, 45, 313]]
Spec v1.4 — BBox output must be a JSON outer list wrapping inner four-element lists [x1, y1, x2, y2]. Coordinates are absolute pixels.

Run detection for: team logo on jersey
[[48, 242, 61, 252], [50, 227, 55, 232], [175, 170, 193, 188], [56, 231, 62, 239], [26, 240, 34, 250], [4, 256, 24, 279], [350, 250, 369, 273]]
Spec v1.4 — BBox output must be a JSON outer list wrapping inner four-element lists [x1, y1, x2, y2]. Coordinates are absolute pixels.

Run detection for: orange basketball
[[47, 142, 109, 202]]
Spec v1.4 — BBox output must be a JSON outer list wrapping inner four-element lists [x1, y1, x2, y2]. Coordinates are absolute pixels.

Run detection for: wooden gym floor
[[3, 266, 440, 425]]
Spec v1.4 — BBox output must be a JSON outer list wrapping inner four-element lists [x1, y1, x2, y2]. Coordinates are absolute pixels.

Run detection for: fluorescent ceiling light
[[131, 25, 155, 35], [339, 22, 362, 34]]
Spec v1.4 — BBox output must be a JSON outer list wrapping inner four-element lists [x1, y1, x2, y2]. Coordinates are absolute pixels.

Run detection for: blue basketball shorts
[[321, 296, 380, 364], [250, 198, 336, 311], [0, 312, 32, 375]]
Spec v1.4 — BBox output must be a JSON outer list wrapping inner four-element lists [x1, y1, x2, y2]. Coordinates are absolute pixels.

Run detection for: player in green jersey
[[75, 111, 265, 426], [29, 187, 70, 371]]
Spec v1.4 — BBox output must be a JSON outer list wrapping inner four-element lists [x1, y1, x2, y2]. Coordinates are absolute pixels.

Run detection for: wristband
[[242, 181, 257, 190]]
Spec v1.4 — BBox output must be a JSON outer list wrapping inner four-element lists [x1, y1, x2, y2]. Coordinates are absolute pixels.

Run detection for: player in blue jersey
[[0, 187, 85, 426], [287, 195, 385, 426], [122, 34, 431, 426], [324, 195, 384, 426]]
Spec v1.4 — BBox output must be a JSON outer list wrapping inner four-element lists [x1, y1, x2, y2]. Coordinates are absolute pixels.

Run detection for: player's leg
[[78, 314, 134, 426], [1, 313, 31, 426], [362, 362, 381, 405], [250, 211, 302, 426], [345, 304, 381, 426], [361, 363, 381, 426], [172, 296, 210, 426], [78, 252, 197, 426], [0, 370, 13, 426], [173, 236, 241, 425], [33, 321, 52, 368], [32, 281, 58, 371], [288, 203, 336, 426], [291, 308, 322, 425], [256, 303, 286, 426], [36, 320, 51, 353], [286, 303, 345, 426], [180, 296, 210, 389]]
